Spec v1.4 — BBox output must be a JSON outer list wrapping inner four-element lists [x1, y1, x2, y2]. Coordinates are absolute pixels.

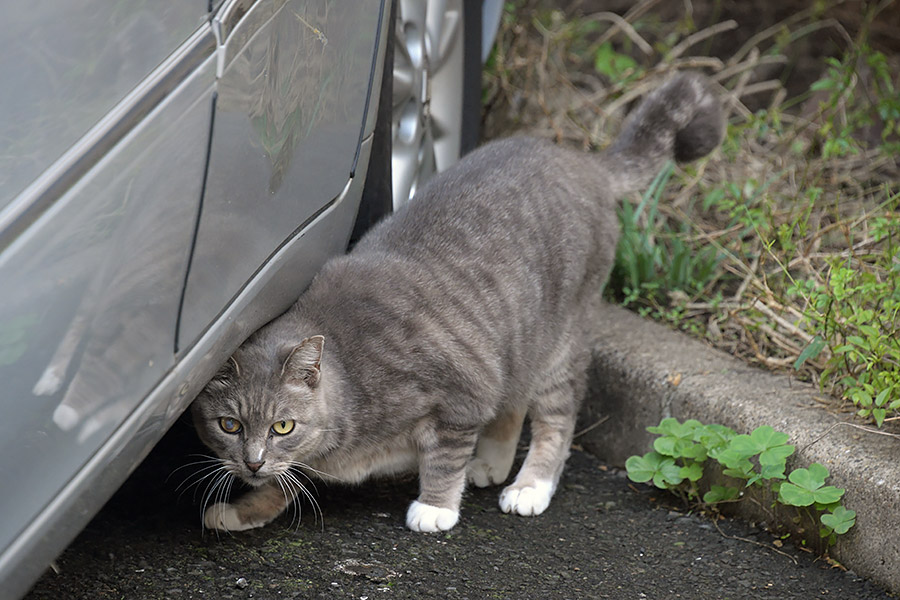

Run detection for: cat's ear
[[208, 356, 241, 391], [281, 336, 324, 388]]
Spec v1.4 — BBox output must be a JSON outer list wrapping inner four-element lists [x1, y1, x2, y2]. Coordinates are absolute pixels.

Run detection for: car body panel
[[0, 137, 371, 600], [0, 0, 208, 211], [0, 44, 218, 592], [0, 0, 390, 591], [177, 0, 383, 349]]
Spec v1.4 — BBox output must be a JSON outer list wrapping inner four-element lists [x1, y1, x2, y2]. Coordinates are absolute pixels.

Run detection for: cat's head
[[191, 335, 332, 486]]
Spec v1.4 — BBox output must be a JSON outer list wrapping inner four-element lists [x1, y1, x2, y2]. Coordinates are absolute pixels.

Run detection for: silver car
[[0, 1, 501, 597]]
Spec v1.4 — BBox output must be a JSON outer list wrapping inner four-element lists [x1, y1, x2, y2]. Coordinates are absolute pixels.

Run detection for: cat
[[191, 72, 725, 533]]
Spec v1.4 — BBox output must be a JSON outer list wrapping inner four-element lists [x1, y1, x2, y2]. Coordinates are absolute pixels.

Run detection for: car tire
[[354, 0, 483, 241]]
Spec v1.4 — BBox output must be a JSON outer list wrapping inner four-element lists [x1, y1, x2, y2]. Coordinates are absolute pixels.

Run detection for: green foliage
[[626, 418, 855, 545], [593, 42, 643, 82], [604, 33, 900, 428], [609, 163, 722, 322], [809, 45, 900, 158], [821, 506, 857, 540], [777, 463, 844, 507], [789, 222, 900, 426], [624, 452, 683, 488]]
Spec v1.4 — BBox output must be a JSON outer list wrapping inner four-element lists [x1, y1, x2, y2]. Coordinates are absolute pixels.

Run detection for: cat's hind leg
[[500, 342, 586, 517], [407, 425, 478, 532], [467, 406, 526, 488]]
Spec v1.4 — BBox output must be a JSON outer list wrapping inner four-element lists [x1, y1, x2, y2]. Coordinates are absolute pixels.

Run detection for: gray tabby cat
[[191, 72, 724, 533]]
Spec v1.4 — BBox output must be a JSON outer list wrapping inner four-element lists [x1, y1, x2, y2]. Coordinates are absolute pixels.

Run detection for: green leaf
[[810, 78, 835, 92], [625, 453, 657, 483], [625, 452, 683, 488], [858, 324, 880, 339], [703, 485, 740, 504], [653, 436, 678, 456], [650, 418, 706, 459], [820, 506, 857, 535], [726, 435, 758, 458], [593, 42, 639, 79], [679, 462, 704, 482], [796, 463, 829, 487], [729, 425, 791, 457], [779, 464, 844, 506], [778, 482, 815, 506], [751, 425, 791, 449], [813, 486, 845, 505], [760, 461, 787, 480], [716, 448, 754, 470], [759, 444, 795, 467], [794, 335, 826, 370], [697, 424, 736, 454], [852, 389, 874, 407], [847, 335, 870, 350], [722, 461, 755, 480], [647, 417, 681, 436]]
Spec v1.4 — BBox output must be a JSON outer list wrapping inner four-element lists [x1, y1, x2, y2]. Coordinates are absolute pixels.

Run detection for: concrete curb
[[579, 303, 900, 593]]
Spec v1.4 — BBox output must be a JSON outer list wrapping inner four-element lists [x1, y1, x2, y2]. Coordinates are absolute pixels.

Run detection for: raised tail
[[604, 72, 725, 197]]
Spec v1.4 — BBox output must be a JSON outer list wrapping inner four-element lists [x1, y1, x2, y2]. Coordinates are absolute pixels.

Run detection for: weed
[[608, 162, 722, 326], [626, 418, 856, 545]]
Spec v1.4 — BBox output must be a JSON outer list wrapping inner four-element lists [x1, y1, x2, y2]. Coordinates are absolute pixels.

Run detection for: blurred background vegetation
[[481, 0, 900, 426]]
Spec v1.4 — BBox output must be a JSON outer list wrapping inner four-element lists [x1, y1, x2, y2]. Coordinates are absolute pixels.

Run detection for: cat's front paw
[[499, 479, 554, 516], [204, 502, 257, 532], [406, 501, 459, 532]]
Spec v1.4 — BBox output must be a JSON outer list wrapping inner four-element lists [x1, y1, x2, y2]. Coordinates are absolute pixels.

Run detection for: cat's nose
[[245, 460, 265, 473]]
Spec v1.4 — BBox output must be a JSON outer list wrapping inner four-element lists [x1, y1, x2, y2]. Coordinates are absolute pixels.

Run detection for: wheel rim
[[392, 0, 465, 209]]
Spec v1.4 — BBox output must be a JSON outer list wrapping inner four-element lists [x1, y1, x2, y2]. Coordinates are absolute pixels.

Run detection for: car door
[[176, 0, 385, 351], [0, 1, 215, 593]]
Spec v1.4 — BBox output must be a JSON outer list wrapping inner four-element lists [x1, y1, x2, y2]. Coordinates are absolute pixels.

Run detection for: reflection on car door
[[177, 0, 384, 350], [0, 10, 216, 585]]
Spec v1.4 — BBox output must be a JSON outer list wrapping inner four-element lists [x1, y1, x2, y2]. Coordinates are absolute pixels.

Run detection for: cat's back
[[354, 135, 611, 259], [301, 134, 616, 359]]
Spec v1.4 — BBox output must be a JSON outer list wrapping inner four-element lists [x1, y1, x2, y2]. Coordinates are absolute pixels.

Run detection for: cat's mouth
[[242, 471, 271, 487]]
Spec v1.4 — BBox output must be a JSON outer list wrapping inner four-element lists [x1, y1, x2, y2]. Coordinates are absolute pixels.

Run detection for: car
[[0, 1, 501, 597]]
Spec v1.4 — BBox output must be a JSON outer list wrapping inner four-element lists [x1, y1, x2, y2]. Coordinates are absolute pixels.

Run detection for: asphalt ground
[[25, 418, 891, 600]]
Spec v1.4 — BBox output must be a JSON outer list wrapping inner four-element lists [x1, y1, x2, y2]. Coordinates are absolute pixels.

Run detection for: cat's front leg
[[407, 426, 478, 532], [204, 482, 289, 531]]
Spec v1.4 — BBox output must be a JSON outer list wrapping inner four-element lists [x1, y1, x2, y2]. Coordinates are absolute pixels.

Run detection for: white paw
[[467, 438, 515, 488], [466, 457, 496, 488], [204, 502, 255, 531], [406, 501, 459, 532], [499, 479, 554, 516], [34, 368, 63, 396]]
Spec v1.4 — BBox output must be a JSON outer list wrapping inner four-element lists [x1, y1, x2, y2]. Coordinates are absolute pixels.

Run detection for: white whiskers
[[172, 454, 340, 534]]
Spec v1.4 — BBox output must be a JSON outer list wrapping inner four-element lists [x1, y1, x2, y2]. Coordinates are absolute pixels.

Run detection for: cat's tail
[[603, 72, 725, 197]]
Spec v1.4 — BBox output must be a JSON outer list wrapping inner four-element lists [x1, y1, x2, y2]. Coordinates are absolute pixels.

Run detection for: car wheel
[[353, 0, 482, 244], [390, 0, 482, 209]]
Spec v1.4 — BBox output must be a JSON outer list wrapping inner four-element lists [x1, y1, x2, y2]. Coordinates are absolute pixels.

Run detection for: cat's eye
[[219, 417, 242, 434], [271, 420, 295, 435]]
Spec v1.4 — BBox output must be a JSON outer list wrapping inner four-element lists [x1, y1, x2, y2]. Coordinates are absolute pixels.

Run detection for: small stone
[[235, 577, 249, 589]]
